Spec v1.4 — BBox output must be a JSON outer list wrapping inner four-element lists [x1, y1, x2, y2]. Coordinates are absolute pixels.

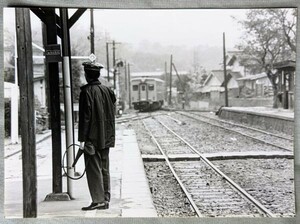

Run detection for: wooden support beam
[[42, 8, 63, 194], [15, 8, 37, 218], [68, 8, 87, 29], [31, 8, 62, 38], [30, 8, 48, 24]]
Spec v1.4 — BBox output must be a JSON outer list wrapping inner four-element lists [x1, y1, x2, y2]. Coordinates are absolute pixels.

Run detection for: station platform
[[218, 107, 294, 135], [4, 128, 157, 218]]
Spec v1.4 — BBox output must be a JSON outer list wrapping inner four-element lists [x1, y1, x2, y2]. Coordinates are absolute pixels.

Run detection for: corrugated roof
[[237, 72, 267, 81]]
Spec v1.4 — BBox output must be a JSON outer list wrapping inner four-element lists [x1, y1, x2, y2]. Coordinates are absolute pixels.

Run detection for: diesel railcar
[[131, 77, 165, 111]]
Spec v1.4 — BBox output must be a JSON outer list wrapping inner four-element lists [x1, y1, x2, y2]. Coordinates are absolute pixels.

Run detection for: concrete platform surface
[[222, 107, 294, 120], [4, 128, 157, 218]]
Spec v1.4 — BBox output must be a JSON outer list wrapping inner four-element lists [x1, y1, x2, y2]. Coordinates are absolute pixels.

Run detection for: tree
[[236, 9, 296, 108], [237, 9, 296, 73], [269, 9, 297, 53]]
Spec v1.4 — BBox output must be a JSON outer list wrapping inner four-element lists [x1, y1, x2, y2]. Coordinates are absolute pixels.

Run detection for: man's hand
[[79, 142, 85, 150]]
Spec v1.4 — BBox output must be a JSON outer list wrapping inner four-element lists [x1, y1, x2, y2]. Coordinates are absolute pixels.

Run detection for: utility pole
[[106, 40, 121, 115], [106, 40, 121, 90], [172, 62, 185, 109], [15, 8, 37, 217], [90, 9, 95, 54], [112, 40, 116, 90], [128, 63, 132, 109], [60, 8, 75, 198], [169, 54, 173, 106], [124, 60, 127, 91], [106, 42, 110, 82], [165, 61, 168, 101], [223, 32, 229, 107]]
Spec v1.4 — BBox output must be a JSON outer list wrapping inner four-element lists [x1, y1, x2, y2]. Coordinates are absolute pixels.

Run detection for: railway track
[[175, 111, 293, 152], [117, 111, 166, 123], [142, 117, 275, 217]]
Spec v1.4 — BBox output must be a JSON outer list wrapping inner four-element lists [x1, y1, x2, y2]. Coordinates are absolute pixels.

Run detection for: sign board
[[45, 44, 62, 62]]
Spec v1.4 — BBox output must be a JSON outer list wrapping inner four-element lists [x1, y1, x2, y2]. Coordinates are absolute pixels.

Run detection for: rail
[[144, 116, 276, 217], [176, 111, 292, 152]]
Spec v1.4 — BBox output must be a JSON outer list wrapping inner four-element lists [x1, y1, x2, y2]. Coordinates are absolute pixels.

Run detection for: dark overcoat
[[78, 80, 116, 149]]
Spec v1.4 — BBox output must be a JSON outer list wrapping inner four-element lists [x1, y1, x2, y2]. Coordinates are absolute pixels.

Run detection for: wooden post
[[15, 8, 37, 218], [43, 9, 63, 194]]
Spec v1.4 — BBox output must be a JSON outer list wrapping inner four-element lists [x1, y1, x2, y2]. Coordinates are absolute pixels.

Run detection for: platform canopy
[[273, 60, 296, 71]]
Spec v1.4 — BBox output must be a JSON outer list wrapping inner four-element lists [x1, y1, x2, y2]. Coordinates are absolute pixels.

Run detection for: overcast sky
[[72, 9, 247, 48], [4, 8, 247, 49]]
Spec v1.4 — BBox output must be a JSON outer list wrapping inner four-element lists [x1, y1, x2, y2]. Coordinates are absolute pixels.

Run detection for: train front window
[[141, 85, 146, 91], [133, 85, 138, 91], [148, 84, 154, 91]]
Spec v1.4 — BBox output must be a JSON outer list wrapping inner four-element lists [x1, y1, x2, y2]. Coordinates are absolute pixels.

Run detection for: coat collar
[[81, 80, 101, 90]]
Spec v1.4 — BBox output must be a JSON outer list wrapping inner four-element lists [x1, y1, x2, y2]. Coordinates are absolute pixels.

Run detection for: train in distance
[[130, 77, 165, 112]]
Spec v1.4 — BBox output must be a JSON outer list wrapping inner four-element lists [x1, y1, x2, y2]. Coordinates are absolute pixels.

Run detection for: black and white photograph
[[2, 2, 298, 222]]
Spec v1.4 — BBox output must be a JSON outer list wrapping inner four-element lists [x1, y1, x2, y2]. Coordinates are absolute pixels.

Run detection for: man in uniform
[[78, 61, 116, 210]]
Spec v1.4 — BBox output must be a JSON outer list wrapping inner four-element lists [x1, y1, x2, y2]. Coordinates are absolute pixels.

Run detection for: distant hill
[[124, 42, 224, 73]]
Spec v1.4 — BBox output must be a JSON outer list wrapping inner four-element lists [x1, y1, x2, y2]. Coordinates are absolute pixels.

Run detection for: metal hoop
[[62, 143, 86, 180]]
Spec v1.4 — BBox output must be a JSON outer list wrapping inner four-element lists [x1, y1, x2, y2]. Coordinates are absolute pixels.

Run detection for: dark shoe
[[97, 201, 109, 210], [104, 201, 109, 209], [82, 202, 108, 211]]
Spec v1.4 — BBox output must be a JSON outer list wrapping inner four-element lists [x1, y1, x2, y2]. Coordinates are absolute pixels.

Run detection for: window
[[133, 85, 138, 91], [141, 85, 146, 91], [148, 84, 154, 91]]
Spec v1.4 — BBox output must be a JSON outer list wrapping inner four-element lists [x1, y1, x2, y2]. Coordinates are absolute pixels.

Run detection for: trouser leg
[[101, 148, 110, 202], [84, 151, 105, 203]]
